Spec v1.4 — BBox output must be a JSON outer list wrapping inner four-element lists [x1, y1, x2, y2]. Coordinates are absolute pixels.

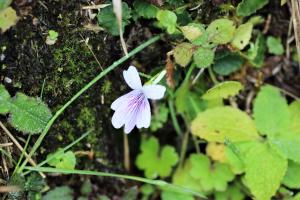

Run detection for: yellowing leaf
[[181, 23, 205, 42], [206, 142, 226, 162], [231, 23, 253, 50], [242, 142, 287, 200], [253, 85, 290, 136], [0, 7, 18, 33], [206, 19, 236, 44], [173, 43, 194, 67], [202, 81, 243, 100], [191, 107, 259, 143]]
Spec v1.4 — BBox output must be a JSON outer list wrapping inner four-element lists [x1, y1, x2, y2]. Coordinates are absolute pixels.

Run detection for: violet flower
[[111, 66, 166, 133]]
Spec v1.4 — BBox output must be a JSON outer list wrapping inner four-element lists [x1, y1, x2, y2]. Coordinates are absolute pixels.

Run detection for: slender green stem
[[179, 130, 189, 166], [168, 99, 182, 135], [40, 78, 46, 99], [24, 166, 206, 198], [14, 134, 32, 175], [19, 35, 161, 172], [208, 66, 219, 84]]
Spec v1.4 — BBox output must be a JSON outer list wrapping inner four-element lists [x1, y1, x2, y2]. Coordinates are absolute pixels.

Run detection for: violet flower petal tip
[[123, 66, 142, 90], [142, 84, 166, 100]]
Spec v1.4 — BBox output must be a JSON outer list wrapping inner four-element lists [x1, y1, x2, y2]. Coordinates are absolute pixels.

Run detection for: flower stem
[[124, 133, 130, 171], [19, 35, 161, 173]]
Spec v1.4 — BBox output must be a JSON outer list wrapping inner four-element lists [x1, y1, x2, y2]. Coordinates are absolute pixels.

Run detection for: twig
[[123, 133, 130, 171], [82, 4, 110, 10], [0, 122, 46, 178], [0, 186, 21, 193], [0, 143, 13, 147]]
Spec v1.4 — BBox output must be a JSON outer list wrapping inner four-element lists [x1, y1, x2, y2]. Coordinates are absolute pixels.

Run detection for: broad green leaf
[[193, 48, 214, 68], [231, 23, 253, 50], [215, 185, 245, 200], [43, 186, 73, 200], [213, 51, 244, 75], [247, 32, 266, 68], [253, 85, 290, 136], [224, 145, 244, 174], [206, 19, 236, 44], [161, 191, 194, 200], [282, 160, 300, 189], [136, 137, 179, 179], [293, 193, 300, 200], [237, 0, 270, 17], [181, 23, 205, 42], [189, 154, 235, 192], [0, 84, 11, 114], [173, 43, 194, 67], [191, 107, 259, 143], [175, 79, 190, 114], [267, 36, 284, 55], [97, 3, 131, 36], [202, 81, 243, 100], [0, 0, 11, 10], [9, 93, 52, 134], [133, 0, 159, 19], [156, 10, 177, 34], [0, 7, 18, 33], [289, 101, 300, 134], [47, 149, 76, 170], [242, 142, 287, 200]]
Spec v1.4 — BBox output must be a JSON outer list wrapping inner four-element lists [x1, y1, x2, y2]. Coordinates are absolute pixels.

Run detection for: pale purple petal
[[142, 85, 166, 100], [112, 109, 126, 129], [123, 66, 142, 90], [111, 90, 139, 111], [136, 98, 151, 129]]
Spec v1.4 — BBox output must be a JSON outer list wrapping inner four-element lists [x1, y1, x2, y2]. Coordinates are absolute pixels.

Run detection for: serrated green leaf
[[156, 10, 177, 34], [206, 19, 236, 44], [246, 32, 266, 68], [136, 137, 179, 179], [231, 23, 253, 50], [173, 43, 194, 67], [133, 0, 159, 19], [47, 149, 76, 170], [253, 85, 290, 136], [0, 0, 11, 10], [97, 3, 131, 36], [267, 36, 284, 55], [242, 142, 287, 200], [0, 7, 18, 33], [237, 0, 270, 17], [180, 23, 205, 42], [189, 154, 235, 192], [9, 93, 52, 134], [150, 103, 169, 132], [191, 107, 260, 143], [193, 48, 214, 68], [161, 190, 194, 200], [48, 30, 58, 40], [43, 186, 73, 200], [282, 160, 300, 189], [213, 51, 244, 75], [0, 84, 11, 114], [202, 81, 243, 100], [215, 185, 245, 200]]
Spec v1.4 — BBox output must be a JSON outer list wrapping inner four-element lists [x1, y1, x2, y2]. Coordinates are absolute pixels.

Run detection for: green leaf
[[0, 84, 11, 114], [193, 47, 214, 68], [282, 160, 300, 189], [237, 0, 270, 17], [213, 51, 244, 75], [191, 106, 260, 143], [136, 137, 179, 179], [241, 142, 287, 200], [48, 30, 58, 40], [189, 154, 235, 192], [180, 23, 205, 42], [0, 0, 11, 10], [173, 43, 194, 67], [224, 145, 245, 174], [0, 7, 18, 33], [289, 101, 300, 134], [246, 32, 266, 68], [47, 149, 76, 170], [161, 191, 194, 200], [97, 3, 131, 36], [215, 185, 245, 200], [9, 93, 52, 134], [206, 19, 236, 44], [43, 186, 73, 200], [202, 81, 243, 100], [150, 103, 169, 132], [253, 85, 290, 136], [133, 0, 159, 19], [267, 36, 284, 55], [231, 22, 253, 50], [156, 10, 177, 34]]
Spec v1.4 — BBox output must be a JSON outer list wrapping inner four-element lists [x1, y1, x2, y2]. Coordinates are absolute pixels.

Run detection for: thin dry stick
[[123, 133, 130, 171], [291, 0, 300, 66], [0, 143, 13, 147], [0, 122, 46, 178]]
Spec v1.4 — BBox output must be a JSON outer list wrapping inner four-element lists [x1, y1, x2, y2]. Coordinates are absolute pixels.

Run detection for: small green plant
[[46, 149, 76, 170]]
